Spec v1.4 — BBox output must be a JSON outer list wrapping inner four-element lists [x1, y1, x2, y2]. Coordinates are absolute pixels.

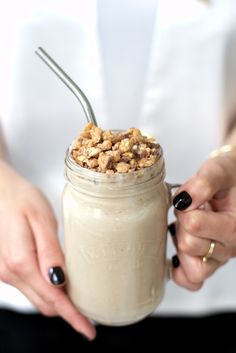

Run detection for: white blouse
[[0, 0, 236, 314]]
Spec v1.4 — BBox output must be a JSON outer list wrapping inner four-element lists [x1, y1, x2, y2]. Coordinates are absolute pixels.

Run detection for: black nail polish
[[168, 223, 176, 236], [172, 255, 180, 268], [48, 267, 65, 285], [173, 191, 192, 211]]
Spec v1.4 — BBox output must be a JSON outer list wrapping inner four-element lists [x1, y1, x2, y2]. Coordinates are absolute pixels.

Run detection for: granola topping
[[71, 123, 160, 173]]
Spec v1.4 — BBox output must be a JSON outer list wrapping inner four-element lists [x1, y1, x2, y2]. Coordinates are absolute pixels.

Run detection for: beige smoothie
[[63, 124, 170, 325]]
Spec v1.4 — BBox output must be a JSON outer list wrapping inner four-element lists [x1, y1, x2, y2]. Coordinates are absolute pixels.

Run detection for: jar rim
[[64, 144, 165, 186]]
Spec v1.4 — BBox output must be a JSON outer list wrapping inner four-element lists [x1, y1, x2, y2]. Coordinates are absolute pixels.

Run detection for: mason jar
[[62, 143, 171, 326]]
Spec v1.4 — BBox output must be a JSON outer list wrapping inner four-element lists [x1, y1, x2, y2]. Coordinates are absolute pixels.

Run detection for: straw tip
[[35, 46, 44, 55]]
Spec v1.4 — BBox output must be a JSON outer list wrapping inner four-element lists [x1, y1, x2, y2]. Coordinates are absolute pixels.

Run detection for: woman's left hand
[[171, 150, 236, 291]]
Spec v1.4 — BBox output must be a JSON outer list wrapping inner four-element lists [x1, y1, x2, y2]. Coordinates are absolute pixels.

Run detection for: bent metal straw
[[35, 47, 97, 126]]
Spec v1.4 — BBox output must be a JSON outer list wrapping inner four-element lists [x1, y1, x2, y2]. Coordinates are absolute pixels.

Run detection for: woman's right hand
[[0, 160, 96, 340]]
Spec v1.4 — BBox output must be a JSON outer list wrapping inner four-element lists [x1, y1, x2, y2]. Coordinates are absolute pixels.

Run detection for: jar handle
[[165, 182, 181, 281], [166, 182, 181, 208]]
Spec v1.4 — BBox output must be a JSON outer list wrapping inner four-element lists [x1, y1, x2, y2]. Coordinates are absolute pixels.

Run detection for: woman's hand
[[0, 160, 96, 340], [171, 151, 236, 291]]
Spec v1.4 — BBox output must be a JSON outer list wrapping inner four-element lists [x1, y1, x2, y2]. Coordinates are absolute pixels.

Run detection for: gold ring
[[202, 241, 216, 263]]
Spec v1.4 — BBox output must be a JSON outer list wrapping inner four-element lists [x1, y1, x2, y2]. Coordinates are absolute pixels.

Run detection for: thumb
[[173, 157, 234, 211], [29, 210, 66, 286]]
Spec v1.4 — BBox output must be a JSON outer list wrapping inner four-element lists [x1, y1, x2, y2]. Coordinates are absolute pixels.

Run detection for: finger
[[25, 270, 96, 340], [178, 251, 222, 284], [28, 205, 66, 286], [171, 261, 203, 291], [176, 222, 229, 262], [3, 215, 96, 340], [0, 262, 57, 317], [3, 214, 38, 279], [173, 158, 234, 211], [14, 280, 57, 317], [18, 254, 96, 340], [177, 209, 235, 245], [5, 213, 65, 287]]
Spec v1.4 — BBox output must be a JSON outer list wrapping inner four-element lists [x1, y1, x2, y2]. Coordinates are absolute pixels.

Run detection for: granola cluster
[[71, 123, 160, 174]]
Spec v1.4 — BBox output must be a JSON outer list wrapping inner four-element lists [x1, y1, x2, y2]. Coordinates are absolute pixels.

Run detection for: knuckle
[[53, 292, 66, 313], [195, 175, 212, 199], [224, 247, 234, 261], [44, 291, 63, 310], [30, 205, 57, 231], [230, 246, 236, 258], [40, 307, 56, 317], [5, 256, 21, 273], [5, 255, 30, 275], [30, 209, 47, 228], [42, 294, 54, 307], [188, 281, 203, 292], [188, 265, 204, 284], [48, 214, 58, 231], [39, 246, 54, 259], [178, 235, 195, 254], [184, 213, 202, 234], [0, 264, 10, 283], [230, 216, 236, 239], [221, 215, 236, 247], [212, 162, 226, 181]]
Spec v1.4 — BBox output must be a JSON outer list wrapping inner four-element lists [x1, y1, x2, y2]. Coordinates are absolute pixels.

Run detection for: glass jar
[[62, 144, 170, 326]]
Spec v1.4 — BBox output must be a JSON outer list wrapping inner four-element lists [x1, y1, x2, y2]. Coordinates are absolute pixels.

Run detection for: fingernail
[[173, 191, 192, 211], [48, 267, 65, 286], [172, 255, 180, 268], [168, 223, 176, 236]]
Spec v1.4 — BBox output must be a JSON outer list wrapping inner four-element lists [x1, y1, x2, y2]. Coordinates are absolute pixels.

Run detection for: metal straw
[[35, 47, 97, 126]]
